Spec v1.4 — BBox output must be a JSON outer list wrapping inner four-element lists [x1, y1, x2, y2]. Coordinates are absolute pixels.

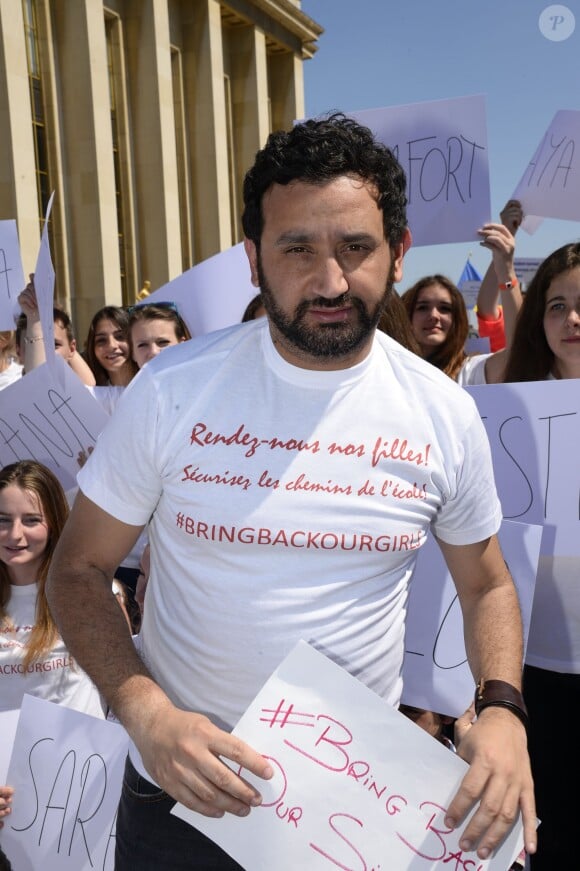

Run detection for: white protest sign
[[173, 641, 523, 871], [467, 379, 580, 532], [402, 519, 542, 717], [145, 242, 256, 337], [0, 709, 19, 783], [512, 110, 580, 229], [348, 95, 491, 246], [0, 220, 25, 330], [33, 192, 58, 379], [2, 695, 129, 871], [0, 357, 109, 492]]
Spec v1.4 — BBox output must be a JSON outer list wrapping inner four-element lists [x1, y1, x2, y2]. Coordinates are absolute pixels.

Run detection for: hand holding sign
[[130, 697, 273, 818], [174, 642, 527, 870]]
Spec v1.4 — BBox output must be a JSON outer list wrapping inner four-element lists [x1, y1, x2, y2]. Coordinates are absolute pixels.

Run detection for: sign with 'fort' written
[[346, 94, 491, 247]]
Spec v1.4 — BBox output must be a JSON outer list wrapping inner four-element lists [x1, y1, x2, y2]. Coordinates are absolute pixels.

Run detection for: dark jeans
[[523, 664, 580, 870], [115, 756, 245, 870]]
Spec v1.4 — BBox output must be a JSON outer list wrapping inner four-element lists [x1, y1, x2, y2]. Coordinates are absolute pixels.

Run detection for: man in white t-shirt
[[47, 114, 536, 870]]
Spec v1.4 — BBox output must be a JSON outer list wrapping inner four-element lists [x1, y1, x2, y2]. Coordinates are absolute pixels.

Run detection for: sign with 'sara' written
[[174, 641, 524, 870], [346, 94, 491, 246], [2, 695, 129, 871]]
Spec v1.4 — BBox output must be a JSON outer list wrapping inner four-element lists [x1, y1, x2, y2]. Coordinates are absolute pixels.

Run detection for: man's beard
[[257, 255, 396, 359]]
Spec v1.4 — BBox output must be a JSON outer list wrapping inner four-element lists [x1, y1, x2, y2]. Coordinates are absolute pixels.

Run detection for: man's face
[[54, 320, 75, 361], [244, 175, 408, 370]]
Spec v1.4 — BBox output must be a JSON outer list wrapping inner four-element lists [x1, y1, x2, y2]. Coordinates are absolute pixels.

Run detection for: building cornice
[[222, 0, 323, 58]]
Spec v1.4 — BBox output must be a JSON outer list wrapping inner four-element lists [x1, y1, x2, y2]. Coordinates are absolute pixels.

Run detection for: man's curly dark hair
[[242, 113, 407, 249]]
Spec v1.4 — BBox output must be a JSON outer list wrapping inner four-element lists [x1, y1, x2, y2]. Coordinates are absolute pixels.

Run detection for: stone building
[[0, 0, 322, 336]]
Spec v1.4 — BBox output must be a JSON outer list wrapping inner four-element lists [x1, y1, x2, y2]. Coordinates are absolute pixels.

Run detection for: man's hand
[[446, 706, 536, 860], [135, 699, 273, 818]]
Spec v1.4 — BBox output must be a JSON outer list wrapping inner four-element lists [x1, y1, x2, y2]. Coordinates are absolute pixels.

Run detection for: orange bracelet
[[498, 278, 519, 291]]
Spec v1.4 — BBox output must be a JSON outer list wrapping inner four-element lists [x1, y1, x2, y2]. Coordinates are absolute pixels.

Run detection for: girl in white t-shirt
[[0, 460, 104, 715], [85, 305, 138, 389], [0, 461, 104, 832], [402, 222, 522, 386], [466, 242, 580, 869], [86, 301, 192, 416], [86, 303, 192, 601]]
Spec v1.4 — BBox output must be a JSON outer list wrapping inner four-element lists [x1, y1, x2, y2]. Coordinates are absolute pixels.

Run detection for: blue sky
[[302, 0, 579, 291]]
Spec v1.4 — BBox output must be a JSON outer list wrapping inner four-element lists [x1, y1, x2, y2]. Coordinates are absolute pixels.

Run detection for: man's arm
[[47, 492, 272, 817], [436, 534, 536, 861]]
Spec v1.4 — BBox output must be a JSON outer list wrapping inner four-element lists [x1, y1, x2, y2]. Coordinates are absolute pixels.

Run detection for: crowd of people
[[0, 112, 579, 871]]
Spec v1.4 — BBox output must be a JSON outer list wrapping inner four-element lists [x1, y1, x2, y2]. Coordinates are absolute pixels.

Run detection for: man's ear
[[68, 338, 77, 360], [244, 238, 260, 287], [391, 227, 412, 283]]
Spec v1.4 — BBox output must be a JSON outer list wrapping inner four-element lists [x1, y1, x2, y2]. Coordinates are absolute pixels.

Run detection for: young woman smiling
[[85, 306, 138, 387], [0, 460, 104, 717]]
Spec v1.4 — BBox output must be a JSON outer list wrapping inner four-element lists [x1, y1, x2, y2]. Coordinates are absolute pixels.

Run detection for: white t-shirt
[[86, 384, 125, 416], [0, 360, 23, 391], [0, 584, 105, 717], [78, 320, 501, 730], [457, 353, 491, 386]]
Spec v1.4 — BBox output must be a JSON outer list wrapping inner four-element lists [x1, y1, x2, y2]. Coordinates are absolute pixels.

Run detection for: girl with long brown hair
[[85, 305, 138, 387], [401, 274, 469, 380], [0, 460, 104, 717], [402, 221, 521, 384]]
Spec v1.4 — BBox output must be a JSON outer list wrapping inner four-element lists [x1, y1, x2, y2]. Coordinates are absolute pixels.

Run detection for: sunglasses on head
[[126, 301, 179, 316]]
